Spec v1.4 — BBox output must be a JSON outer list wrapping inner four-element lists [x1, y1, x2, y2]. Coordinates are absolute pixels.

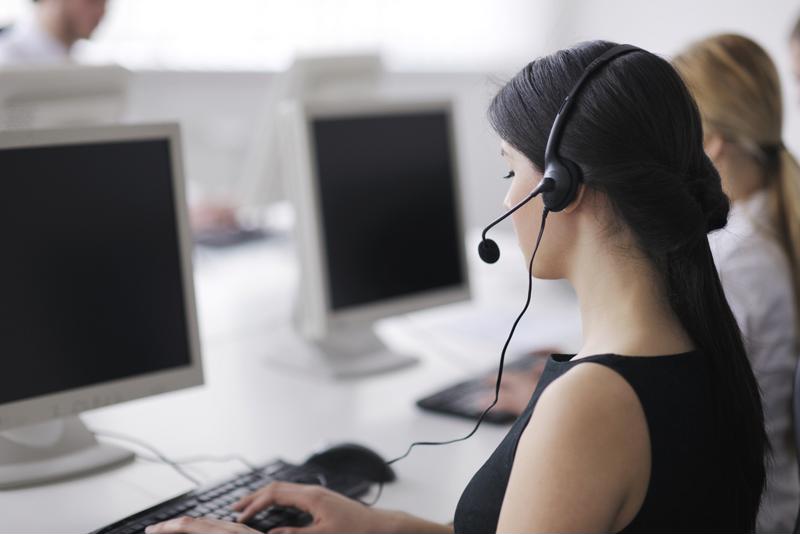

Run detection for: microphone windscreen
[[478, 239, 500, 264]]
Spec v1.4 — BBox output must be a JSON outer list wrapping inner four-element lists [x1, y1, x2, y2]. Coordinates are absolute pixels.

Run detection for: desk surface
[[0, 231, 581, 534]]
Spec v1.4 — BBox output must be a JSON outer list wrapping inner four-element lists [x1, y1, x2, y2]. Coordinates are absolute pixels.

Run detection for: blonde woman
[[674, 34, 800, 533]]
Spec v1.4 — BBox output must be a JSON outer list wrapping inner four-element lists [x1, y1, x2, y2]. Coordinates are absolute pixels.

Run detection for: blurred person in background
[[0, 0, 107, 65], [672, 34, 800, 533]]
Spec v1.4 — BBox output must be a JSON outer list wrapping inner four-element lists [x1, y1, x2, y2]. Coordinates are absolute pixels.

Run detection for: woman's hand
[[145, 482, 391, 534], [231, 481, 389, 533], [146, 478, 452, 534]]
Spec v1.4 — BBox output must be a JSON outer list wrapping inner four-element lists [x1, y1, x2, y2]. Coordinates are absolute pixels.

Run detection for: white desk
[[0, 231, 581, 534]]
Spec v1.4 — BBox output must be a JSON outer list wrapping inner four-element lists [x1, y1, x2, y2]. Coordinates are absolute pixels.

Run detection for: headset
[[478, 43, 640, 264], [365, 44, 642, 506]]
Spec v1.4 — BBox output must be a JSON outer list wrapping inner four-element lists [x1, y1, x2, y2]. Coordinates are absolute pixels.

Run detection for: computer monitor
[[278, 98, 470, 377], [239, 53, 384, 209], [0, 123, 202, 489], [0, 64, 130, 130]]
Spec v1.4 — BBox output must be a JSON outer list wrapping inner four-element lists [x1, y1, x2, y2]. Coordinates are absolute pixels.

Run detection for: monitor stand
[[266, 324, 419, 379], [0, 416, 134, 490]]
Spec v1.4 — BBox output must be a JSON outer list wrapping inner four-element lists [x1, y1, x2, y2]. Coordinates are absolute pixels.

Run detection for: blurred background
[[2, 0, 798, 231]]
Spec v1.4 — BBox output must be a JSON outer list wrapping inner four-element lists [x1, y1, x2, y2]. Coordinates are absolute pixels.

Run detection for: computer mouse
[[305, 442, 396, 483]]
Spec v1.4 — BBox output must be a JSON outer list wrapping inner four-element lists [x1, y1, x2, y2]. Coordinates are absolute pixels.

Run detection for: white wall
[[6, 1, 800, 227], [0, 0, 550, 71]]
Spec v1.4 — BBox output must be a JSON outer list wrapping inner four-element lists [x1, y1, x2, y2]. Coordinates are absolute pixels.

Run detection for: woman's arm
[[146, 482, 453, 534], [497, 362, 651, 533]]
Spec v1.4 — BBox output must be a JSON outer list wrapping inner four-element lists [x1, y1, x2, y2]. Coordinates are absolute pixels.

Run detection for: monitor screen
[[0, 139, 191, 405], [311, 110, 465, 311]]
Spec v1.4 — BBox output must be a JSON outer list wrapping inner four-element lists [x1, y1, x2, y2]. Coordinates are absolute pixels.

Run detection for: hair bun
[[689, 157, 730, 233]]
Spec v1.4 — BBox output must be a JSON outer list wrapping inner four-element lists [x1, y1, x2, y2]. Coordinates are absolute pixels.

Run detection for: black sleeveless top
[[453, 352, 745, 533]]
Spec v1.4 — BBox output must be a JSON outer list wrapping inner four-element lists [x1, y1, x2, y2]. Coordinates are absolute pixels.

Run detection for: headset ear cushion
[[543, 158, 581, 212]]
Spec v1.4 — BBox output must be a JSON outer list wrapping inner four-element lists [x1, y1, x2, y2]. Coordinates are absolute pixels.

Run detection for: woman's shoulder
[[533, 353, 703, 441], [717, 230, 789, 273], [710, 197, 791, 283], [530, 359, 648, 449], [502, 360, 650, 531], [711, 223, 794, 325], [540, 359, 642, 410]]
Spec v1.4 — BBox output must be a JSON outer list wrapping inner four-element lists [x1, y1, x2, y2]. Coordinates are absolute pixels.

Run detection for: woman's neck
[[568, 240, 695, 359]]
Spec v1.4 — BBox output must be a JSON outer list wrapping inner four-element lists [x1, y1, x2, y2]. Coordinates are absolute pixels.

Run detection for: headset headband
[[543, 44, 641, 164]]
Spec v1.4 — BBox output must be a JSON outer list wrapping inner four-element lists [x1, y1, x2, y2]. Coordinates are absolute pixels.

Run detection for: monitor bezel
[[0, 123, 204, 431], [0, 64, 129, 97], [0, 64, 130, 130], [285, 97, 471, 335]]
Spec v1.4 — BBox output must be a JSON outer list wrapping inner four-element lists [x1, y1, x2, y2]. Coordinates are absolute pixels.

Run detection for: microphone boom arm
[[481, 177, 555, 241]]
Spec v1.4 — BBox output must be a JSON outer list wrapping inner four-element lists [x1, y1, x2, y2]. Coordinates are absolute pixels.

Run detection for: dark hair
[[489, 41, 766, 530]]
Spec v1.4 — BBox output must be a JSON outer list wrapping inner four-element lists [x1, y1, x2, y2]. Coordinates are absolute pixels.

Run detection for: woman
[[147, 40, 767, 534], [674, 34, 800, 533]]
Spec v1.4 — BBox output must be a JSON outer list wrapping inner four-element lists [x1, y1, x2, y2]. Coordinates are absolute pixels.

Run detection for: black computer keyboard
[[416, 355, 546, 424], [92, 460, 371, 534]]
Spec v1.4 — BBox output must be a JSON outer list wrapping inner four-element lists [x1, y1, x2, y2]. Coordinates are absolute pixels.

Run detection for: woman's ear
[[562, 183, 587, 214], [704, 132, 726, 163]]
